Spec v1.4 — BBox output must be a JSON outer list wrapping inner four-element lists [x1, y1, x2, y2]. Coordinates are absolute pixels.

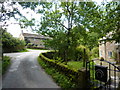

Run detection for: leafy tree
[[106, 2, 120, 42], [2, 28, 26, 53], [0, 2, 22, 28], [87, 1, 120, 42], [2, 1, 119, 62], [18, 2, 100, 62], [91, 47, 99, 59]]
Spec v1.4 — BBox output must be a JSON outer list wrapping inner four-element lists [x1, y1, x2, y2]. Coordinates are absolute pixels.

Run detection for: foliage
[[71, 26, 99, 50], [1, 28, 26, 52], [1, 1, 119, 62], [44, 32, 69, 61], [91, 47, 99, 59], [76, 45, 90, 61], [67, 61, 83, 70], [88, 2, 120, 42], [39, 52, 97, 88], [38, 56, 78, 88], [18, 2, 101, 62], [2, 56, 11, 74], [0, 2, 22, 28], [111, 51, 117, 60], [27, 43, 33, 47], [18, 49, 29, 52], [104, 2, 120, 42]]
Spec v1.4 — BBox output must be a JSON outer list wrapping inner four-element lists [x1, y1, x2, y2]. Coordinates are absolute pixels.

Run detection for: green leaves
[[8, 1, 119, 61], [2, 56, 11, 74], [1, 28, 26, 52]]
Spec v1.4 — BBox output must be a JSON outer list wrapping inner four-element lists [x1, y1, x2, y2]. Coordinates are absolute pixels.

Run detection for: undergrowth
[[37, 57, 78, 88]]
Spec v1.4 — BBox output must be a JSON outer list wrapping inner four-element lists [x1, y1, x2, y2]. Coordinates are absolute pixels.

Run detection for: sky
[[4, 0, 112, 38]]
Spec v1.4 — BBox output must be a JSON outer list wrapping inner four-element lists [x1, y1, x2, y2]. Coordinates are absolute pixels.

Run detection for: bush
[[27, 43, 33, 47], [39, 52, 89, 88], [37, 57, 78, 88], [2, 56, 11, 74], [75, 45, 90, 61], [2, 29, 26, 52], [91, 47, 99, 59]]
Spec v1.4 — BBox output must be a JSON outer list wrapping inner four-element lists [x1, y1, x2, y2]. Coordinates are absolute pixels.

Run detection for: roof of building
[[22, 33, 50, 39]]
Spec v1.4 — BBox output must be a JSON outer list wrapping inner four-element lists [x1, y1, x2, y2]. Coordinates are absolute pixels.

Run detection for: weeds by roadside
[[18, 49, 29, 52], [37, 57, 78, 88], [2, 56, 11, 74]]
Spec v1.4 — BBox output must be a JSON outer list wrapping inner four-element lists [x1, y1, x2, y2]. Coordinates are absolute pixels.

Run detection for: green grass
[[37, 57, 78, 88], [2, 56, 11, 74], [27, 48, 48, 50], [17, 49, 29, 52], [67, 61, 84, 70]]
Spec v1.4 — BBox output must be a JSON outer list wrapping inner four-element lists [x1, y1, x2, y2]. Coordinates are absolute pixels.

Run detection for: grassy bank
[[18, 49, 29, 52], [67, 61, 83, 70], [37, 57, 78, 88], [2, 56, 11, 74], [27, 48, 48, 50]]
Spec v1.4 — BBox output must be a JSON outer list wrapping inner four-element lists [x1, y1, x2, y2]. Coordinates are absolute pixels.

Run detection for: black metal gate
[[86, 59, 120, 89]]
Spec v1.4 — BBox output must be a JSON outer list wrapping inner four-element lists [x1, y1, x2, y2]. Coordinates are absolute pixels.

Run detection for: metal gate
[[86, 59, 120, 89]]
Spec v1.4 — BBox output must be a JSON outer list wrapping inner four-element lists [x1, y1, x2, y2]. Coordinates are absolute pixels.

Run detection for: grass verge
[[27, 48, 48, 50], [17, 49, 29, 52], [67, 61, 83, 70], [37, 57, 78, 88], [2, 56, 11, 74]]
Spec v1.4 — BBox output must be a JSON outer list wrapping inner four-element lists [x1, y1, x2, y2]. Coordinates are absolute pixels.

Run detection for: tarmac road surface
[[2, 49, 59, 88]]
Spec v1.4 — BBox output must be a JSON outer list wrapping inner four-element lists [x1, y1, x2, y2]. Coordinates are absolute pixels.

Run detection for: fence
[[86, 59, 120, 89]]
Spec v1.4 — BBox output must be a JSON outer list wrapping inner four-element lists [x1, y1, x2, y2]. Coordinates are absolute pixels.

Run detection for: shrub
[[75, 45, 90, 61], [27, 43, 33, 47], [2, 29, 26, 52], [2, 56, 11, 74], [37, 57, 78, 88], [112, 51, 117, 60], [39, 52, 89, 88], [91, 47, 99, 59]]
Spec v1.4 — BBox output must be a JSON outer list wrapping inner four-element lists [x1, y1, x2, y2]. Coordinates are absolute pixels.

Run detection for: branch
[[57, 22, 68, 30], [70, 2, 74, 29], [65, 2, 71, 15]]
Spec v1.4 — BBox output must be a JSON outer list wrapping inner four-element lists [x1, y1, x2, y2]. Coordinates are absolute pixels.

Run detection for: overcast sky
[[5, 0, 112, 38]]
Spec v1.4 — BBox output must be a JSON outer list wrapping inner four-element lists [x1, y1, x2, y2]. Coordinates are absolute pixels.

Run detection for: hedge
[[2, 56, 11, 74], [39, 52, 89, 88]]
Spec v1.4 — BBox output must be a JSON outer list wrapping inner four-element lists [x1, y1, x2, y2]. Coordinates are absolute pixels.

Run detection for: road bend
[[3, 49, 59, 88]]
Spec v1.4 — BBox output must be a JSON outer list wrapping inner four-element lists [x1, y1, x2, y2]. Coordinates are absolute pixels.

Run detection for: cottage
[[19, 30, 50, 48], [99, 38, 120, 63]]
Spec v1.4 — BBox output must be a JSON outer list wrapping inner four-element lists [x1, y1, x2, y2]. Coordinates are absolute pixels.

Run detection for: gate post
[[78, 68, 90, 88]]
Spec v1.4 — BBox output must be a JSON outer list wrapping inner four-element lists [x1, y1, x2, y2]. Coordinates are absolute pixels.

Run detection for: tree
[[18, 2, 100, 61], [8, 1, 118, 61], [86, 1, 120, 42], [2, 28, 26, 53], [0, 2, 22, 28], [105, 1, 120, 42]]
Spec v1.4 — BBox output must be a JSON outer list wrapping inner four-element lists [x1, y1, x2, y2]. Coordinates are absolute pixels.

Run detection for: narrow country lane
[[2, 49, 60, 88]]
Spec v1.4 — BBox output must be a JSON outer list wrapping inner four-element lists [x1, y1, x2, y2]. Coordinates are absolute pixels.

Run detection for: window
[[108, 51, 112, 58], [100, 50, 102, 57]]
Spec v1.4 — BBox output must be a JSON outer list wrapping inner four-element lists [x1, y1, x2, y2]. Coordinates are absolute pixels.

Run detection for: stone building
[[19, 31, 50, 48], [99, 38, 120, 63]]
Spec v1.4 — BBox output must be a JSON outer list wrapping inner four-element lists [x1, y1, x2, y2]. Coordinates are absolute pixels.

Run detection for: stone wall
[[99, 41, 120, 62], [40, 53, 89, 88], [99, 41, 116, 60]]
